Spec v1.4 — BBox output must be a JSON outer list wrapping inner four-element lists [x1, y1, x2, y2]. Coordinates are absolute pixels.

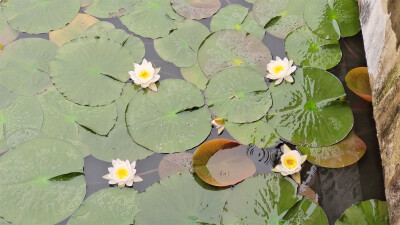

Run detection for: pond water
[[0, 0, 385, 224]]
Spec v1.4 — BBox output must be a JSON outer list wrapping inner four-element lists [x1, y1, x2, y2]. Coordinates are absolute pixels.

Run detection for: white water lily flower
[[129, 59, 161, 92], [212, 117, 225, 135], [102, 159, 143, 187], [272, 144, 307, 176], [266, 57, 297, 85]]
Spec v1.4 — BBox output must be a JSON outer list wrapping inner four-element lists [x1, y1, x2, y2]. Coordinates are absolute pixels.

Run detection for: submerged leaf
[[158, 152, 193, 179], [345, 67, 372, 102]]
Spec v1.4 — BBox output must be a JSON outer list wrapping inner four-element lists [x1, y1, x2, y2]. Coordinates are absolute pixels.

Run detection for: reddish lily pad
[[345, 67, 372, 102], [193, 139, 256, 187]]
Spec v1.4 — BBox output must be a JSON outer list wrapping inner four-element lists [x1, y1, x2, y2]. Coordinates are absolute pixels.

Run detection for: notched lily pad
[[84, 0, 135, 18], [205, 67, 272, 123], [180, 63, 209, 90], [285, 26, 342, 69], [345, 67, 372, 102], [198, 30, 271, 78], [171, 0, 221, 19], [335, 199, 389, 225]]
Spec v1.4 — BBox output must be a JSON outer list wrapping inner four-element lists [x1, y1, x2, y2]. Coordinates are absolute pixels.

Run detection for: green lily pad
[[205, 67, 272, 123], [0, 138, 86, 225], [1, 0, 80, 34], [79, 84, 152, 162], [198, 30, 272, 78], [222, 174, 302, 224], [158, 152, 193, 180], [335, 199, 389, 225], [210, 5, 265, 39], [49, 38, 132, 106], [267, 67, 353, 147], [0, 38, 58, 96], [180, 63, 209, 90], [4, 128, 43, 150], [171, 0, 221, 19], [80, 0, 94, 7], [345, 67, 372, 102], [0, 13, 19, 46], [68, 187, 141, 225], [285, 26, 342, 69], [298, 130, 366, 168], [85, 21, 116, 38], [126, 79, 211, 153], [0, 218, 11, 225], [154, 20, 210, 67], [253, 0, 307, 39], [0, 84, 15, 109], [84, 0, 135, 18], [281, 199, 329, 225], [304, 0, 361, 40], [135, 173, 231, 224], [225, 118, 280, 148], [120, 0, 183, 39], [193, 139, 256, 186]]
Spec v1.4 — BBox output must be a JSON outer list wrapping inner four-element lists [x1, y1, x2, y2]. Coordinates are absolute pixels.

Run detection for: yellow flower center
[[139, 70, 150, 79], [273, 65, 284, 74], [116, 168, 129, 179], [283, 156, 297, 169]]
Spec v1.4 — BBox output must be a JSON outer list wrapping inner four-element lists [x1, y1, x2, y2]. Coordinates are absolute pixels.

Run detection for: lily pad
[[49, 38, 132, 106], [335, 199, 389, 225], [126, 79, 211, 153], [253, 0, 307, 39], [120, 0, 183, 39], [4, 128, 43, 150], [0, 14, 19, 46], [193, 139, 256, 186], [1, 0, 80, 34], [205, 67, 272, 123], [0, 38, 58, 96], [285, 26, 342, 69], [84, 0, 135, 18], [79, 84, 152, 162], [267, 67, 353, 147], [225, 118, 280, 148], [154, 20, 210, 67], [85, 21, 116, 38], [304, 0, 361, 40], [135, 173, 231, 224], [298, 131, 366, 168], [68, 188, 141, 225], [345, 67, 372, 102], [80, 0, 94, 7], [210, 4, 265, 39], [49, 13, 99, 46], [180, 63, 209, 90], [0, 138, 86, 225], [281, 199, 329, 225], [0, 84, 15, 110], [158, 152, 193, 179], [171, 0, 221, 19], [198, 30, 272, 78], [222, 174, 302, 224]]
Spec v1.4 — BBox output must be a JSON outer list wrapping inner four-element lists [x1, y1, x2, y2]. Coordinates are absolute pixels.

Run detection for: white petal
[[289, 66, 297, 74], [141, 82, 151, 88], [142, 58, 148, 64], [117, 182, 126, 187], [155, 67, 161, 74], [301, 155, 307, 164], [109, 180, 117, 185], [283, 144, 291, 154], [275, 78, 283, 85], [133, 175, 143, 182], [126, 180, 134, 186], [276, 56, 282, 62], [148, 83, 158, 92], [284, 75, 294, 83], [131, 161, 136, 168], [283, 57, 288, 64], [151, 74, 160, 82]]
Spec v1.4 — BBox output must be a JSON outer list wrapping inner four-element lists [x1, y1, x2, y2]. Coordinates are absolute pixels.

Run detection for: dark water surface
[[11, 0, 384, 224]]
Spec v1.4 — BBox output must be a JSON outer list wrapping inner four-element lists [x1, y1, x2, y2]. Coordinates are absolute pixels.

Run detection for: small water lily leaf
[[0, 84, 15, 110], [158, 152, 193, 179], [126, 79, 211, 153], [180, 63, 209, 90], [0, 96, 43, 138], [154, 20, 210, 67], [0, 14, 19, 46], [304, 0, 361, 40], [345, 67, 372, 102], [85, 21, 116, 38], [205, 67, 272, 123], [68, 188, 140, 225], [80, 0, 94, 7], [193, 139, 256, 186], [253, 0, 307, 39], [225, 118, 280, 148], [267, 67, 353, 147], [335, 199, 389, 225], [0, 138, 86, 225], [298, 131, 366, 168], [198, 30, 272, 78], [210, 5, 265, 39], [1, 0, 80, 34], [285, 26, 342, 69], [171, 0, 221, 19], [79, 84, 152, 162], [120, 0, 183, 39], [222, 174, 302, 224], [49, 13, 99, 46], [281, 199, 329, 225], [0, 38, 58, 96], [135, 173, 231, 224], [84, 0, 135, 18], [49, 38, 132, 106]]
